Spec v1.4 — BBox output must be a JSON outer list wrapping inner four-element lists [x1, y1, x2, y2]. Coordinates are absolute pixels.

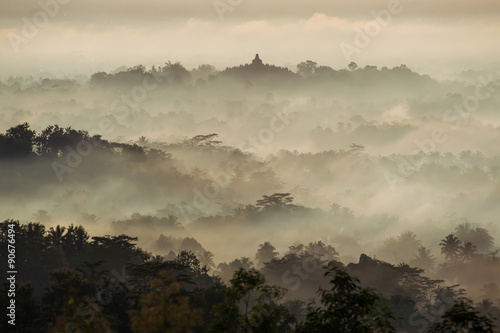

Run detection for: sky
[[0, 0, 499, 77]]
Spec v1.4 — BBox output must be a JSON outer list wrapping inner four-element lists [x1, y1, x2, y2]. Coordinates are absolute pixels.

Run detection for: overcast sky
[[1, 0, 499, 77]]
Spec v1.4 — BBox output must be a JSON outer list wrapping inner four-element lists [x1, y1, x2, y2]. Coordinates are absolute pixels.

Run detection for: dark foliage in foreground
[[1, 220, 498, 332]]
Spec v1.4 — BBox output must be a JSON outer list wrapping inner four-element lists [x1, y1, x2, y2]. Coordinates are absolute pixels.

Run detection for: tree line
[[1, 220, 498, 332]]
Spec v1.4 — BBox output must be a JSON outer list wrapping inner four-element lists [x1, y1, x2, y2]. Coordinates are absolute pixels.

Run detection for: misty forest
[[1, 54, 499, 332]]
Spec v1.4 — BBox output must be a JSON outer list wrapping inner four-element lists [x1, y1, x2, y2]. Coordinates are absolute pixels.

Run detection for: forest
[[1, 217, 499, 332], [1, 58, 500, 332]]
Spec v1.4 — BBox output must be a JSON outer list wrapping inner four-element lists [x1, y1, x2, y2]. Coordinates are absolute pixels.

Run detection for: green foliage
[[296, 263, 395, 333], [429, 299, 495, 333], [1, 219, 499, 332], [0, 122, 36, 158], [0, 283, 42, 332], [129, 272, 203, 333], [210, 268, 287, 333], [175, 250, 208, 277]]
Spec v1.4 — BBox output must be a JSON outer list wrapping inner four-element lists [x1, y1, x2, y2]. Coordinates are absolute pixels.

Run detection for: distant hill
[[220, 54, 299, 83]]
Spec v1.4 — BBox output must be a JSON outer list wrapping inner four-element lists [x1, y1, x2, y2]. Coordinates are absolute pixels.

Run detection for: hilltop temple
[[251, 54, 263, 66], [221, 54, 297, 81]]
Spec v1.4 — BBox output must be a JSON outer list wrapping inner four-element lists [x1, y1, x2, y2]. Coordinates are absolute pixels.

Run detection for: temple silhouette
[[221, 54, 297, 81], [251, 54, 263, 66]]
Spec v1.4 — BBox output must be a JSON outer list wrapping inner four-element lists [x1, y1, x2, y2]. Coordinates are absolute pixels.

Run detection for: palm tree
[[305, 241, 339, 262], [460, 242, 477, 262], [411, 246, 436, 272], [150, 255, 165, 263], [255, 242, 279, 266], [197, 250, 215, 270], [215, 262, 230, 279], [137, 136, 149, 146], [455, 223, 494, 253], [476, 299, 495, 316], [237, 257, 254, 270], [48, 225, 66, 247], [23, 222, 48, 250], [439, 234, 462, 261]]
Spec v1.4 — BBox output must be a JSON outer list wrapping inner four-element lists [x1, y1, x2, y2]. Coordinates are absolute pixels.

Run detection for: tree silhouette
[[296, 60, 317, 78], [129, 272, 203, 333], [256, 193, 295, 210], [348, 61, 358, 71], [210, 268, 287, 332], [429, 299, 495, 333], [440, 234, 463, 261], [460, 242, 477, 262], [305, 241, 339, 262], [0, 123, 36, 158], [197, 250, 215, 271], [410, 246, 436, 272], [188, 133, 222, 148], [175, 250, 207, 277], [455, 223, 494, 253], [161, 61, 191, 84], [297, 263, 395, 332], [48, 225, 66, 247], [255, 242, 279, 267]]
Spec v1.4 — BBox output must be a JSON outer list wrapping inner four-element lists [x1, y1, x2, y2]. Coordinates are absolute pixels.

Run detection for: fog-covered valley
[[1, 56, 500, 331]]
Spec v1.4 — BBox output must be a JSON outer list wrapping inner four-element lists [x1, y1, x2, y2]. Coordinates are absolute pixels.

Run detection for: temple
[[220, 53, 297, 82], [251, 54, 263, 66]]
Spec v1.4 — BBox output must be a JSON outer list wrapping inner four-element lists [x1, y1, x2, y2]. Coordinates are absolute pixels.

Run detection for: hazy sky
[[1, 0, 499, 77]]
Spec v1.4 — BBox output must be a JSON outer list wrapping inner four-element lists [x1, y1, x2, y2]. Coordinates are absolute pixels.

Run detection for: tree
[[210, 268, 287, 332], [193, 64, 218, 78], [314, 66, 335, 77], [0, 123, 36, 158], [429, 299, 495, 333], [348, 61, 358, 71], [137, 136, 149, 146], [255, 242, 279, 267], [48, 225, 66, 248], [296, 60, 317, 78], [455, 223, 494, 253], [175, 250, 207, 277], [41, 268, 96, 330], [197, 250, 215, 271], [51, 301, 113, 333], [380, 231, 422, 264], [161, 61, 191, 84], [410, 246, 436, 272], [188, 133, 222, 148], [305, 241, 339, 262], [460, 242, 477, 262], [296, 263, 395, 332], [256, 193, 295, 210], [440, 234, 462, 261], [0, 283, 42, 333], [129, 272, 203, 333]]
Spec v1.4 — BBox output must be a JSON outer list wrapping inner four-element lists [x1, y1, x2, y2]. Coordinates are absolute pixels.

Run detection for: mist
[[1, 1, 500, 332]]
